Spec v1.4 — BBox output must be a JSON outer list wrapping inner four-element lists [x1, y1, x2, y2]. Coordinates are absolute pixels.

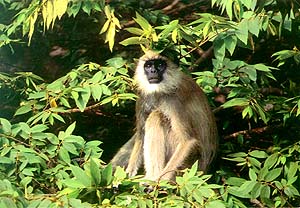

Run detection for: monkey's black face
[[144, 59, 167, 84]]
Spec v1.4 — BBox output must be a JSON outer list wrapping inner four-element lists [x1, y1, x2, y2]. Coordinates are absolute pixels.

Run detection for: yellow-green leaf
[[104, 5, 111, 19], [112, 17, 121, 29], [28, 9, 38, 45], [45, 0, 54, 30], [100, 20, 110, 34], [171, 28, 178, 43], [56, 0, 68, 19], [107, 23, 116, 51], [297, 100, 300, 116]]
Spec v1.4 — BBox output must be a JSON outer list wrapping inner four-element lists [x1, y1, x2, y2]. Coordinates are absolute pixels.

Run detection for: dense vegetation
[[0, 0, 300, 207]]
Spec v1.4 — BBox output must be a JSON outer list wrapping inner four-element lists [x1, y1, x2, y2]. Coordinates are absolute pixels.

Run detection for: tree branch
[[224, 124, 282, 140]]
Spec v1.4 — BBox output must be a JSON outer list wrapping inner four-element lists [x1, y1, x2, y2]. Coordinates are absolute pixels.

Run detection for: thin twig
[[250, 199, 264, 208], [188, 46, 213, 72], [162, 0, 180, 12], [64, 102, 103, 113]]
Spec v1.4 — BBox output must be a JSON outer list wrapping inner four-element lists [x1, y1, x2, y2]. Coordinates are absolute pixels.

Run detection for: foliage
[[12, 59, 136, 125], [1, 0, 300, 207]]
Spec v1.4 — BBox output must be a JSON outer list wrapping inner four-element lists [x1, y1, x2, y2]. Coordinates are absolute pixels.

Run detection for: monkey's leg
[[143, 111, 166, 181], [111, 133, 143, 176]]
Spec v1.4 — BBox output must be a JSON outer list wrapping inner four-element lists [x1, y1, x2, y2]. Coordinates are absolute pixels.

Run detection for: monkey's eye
[[144, 60, 154, 69], [155, 60, 166, 71], [144, 63, 152, 68]]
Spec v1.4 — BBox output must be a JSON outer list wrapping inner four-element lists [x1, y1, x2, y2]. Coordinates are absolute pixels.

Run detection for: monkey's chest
[[144, 110, 177, 162]]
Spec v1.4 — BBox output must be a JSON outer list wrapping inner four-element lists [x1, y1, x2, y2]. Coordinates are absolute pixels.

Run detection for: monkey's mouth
[[148, 78, 160, 84]]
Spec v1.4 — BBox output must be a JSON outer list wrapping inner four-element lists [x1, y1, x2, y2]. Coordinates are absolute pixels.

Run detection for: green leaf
[[251, 182, 262, 198], [82, 1, 92, 15], [225, 35, 237, 55], [15, 104, 32, 116], [65, 122, 76, 136], [65, 135, 84, 145], [0, 118, 11, 134], [68, 1, 81, 17], [225, 0, 233, 20], [62, 179, 86, 189], [227, 152, 247, 157], [248, 157, 261, 168], [91, 71, 104, 83], [248, 17, 260, 37], [249, 168, 257, 181], [31, 124, 48, 133], [260, 185, 271, 199], [52, 113, 65, 123], [242, 105, 253, 118], [106, 57, 126, 68], [287, 162, 298, 181], [157, 20, 178, 39], [62, 142, 78, 155], [101, 85, 111, 96], [285, 185, 300, 197], [90, 158, 101, 186], [114, 166, 126, 181], [188, 161, 198, 177], [28, 91, 46, 99], [264, 168, 281, 182], [214, 38, 225, 61], [59, 147, 71, 164], [101, 163, 113, 186], [134, 12, 151, 31], [226, 177, 247, 186], [297, 100, 300, 116], [264, 153, 278, 169], [240, 66, 257, 81], [254, 63, 271, 72], [206, 200, 226, 208], [120, 37, 148, 46], [222, 98, 249, 108], [38, 199, 52, 208], [236, 19, 248, 44], [238, 180, 256, 193], [254, 103, 268, 124], [20, 176, 32, 187], [90, 84, 103, 101], [0, 156, 13, 164], [72, 87, 91, 112], [249, 150, 268, 159], [70, 165, 91, 187], [125, 27, 144, 35], [1, 146, 12, 157]]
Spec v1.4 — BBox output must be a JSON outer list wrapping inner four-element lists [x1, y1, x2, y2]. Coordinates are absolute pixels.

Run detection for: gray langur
[[111, 50, 218, 181]]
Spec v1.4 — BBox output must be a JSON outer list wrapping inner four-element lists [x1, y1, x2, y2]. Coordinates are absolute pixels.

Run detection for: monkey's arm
[[125, 134, 143, 176], [110, 133, 143, 176], [160, 103, 198, 180], [161, 139, 197, 180]]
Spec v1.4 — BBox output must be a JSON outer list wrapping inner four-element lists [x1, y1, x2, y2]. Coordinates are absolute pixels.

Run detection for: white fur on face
[[135, 51, 182, 94]]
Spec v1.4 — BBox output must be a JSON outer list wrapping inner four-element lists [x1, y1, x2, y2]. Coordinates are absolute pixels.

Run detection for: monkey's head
[[135, 50, 182, 94]]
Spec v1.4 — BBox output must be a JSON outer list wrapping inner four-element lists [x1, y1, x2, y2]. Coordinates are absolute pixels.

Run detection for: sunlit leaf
[[222, 98, 249, 108]]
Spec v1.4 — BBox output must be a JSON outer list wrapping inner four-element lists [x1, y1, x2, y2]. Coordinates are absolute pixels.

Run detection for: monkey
[[111, 50, 218, 181]]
